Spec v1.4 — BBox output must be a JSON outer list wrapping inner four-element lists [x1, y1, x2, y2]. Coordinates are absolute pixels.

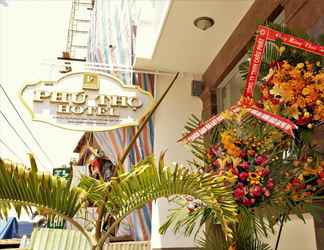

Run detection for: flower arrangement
[[286, 158, 324, 201], [203, 112, 288, 208], [171, 24, 324, 250], [259, 60, 324, 128]]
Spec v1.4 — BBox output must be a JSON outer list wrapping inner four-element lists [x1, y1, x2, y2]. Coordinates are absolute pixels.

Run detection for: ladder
[[61, 0, 94, 62]]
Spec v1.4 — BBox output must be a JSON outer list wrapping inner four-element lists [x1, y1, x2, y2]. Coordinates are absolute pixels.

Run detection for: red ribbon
[[243, 34, 267, 97], [259, 26, 324, 56], [177, 114, 225, 143], [178, 25, 324, 143], [247, 106, 298, 137]]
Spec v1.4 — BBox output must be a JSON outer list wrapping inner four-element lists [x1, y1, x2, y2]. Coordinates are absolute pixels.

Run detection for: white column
[[152, 74, 203, 249]]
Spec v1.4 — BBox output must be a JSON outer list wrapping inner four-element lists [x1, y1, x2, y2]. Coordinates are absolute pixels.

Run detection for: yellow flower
[[302, 86, 313, 96], [231, 157, 242, 168], [264, 100, 280, 113], [248, 172, 261, 185], [296, 63, 305, 69]]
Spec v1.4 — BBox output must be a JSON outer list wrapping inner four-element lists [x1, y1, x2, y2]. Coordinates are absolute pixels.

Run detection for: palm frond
[[197, 223, 229, 250], [0, 158, 85, 219], [79, 155, 238, 239], [159, 198, 214, 238], [181, 114, 209, 167]]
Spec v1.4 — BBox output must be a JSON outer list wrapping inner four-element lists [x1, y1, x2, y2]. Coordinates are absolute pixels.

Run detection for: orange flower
[[287, 104, 300, 119], [221, 132, 241, 158], [295, 96, 306, 109], [314, 105, 324, 121]]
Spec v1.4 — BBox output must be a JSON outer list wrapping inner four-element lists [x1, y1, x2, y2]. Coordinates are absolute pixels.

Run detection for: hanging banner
[[177, 114, 225, 143], [243, 34, 267, 98], [178, 106, 242, 143], [246, 106, 298, 137], [20, 72, 154, 131]]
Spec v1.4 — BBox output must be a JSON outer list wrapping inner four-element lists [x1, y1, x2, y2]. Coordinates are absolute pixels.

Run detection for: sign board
[[20, 72, 154, 131], [52, 167, 72, 181]]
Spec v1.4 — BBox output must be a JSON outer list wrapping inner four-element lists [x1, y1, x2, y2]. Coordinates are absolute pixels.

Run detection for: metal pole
[[275, 214, 287, 250]]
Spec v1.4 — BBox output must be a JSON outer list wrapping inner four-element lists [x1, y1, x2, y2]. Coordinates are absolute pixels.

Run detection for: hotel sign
[[20, 72, 154, 131]]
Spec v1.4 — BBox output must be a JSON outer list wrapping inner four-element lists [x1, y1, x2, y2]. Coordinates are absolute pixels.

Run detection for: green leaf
[[0, 158, 84, 220]]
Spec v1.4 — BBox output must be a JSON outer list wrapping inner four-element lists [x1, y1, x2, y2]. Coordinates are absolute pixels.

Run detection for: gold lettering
[[108, 107, 119, 117], [72, 92, 87, 104], [96, 107, 107, 116], [71, 105, 85, 114], [57, 104, 71, 114], [96, 107, 119, 117], [33, 90, 51, 102], [96, 95, 112, 106], [86, 106, 95, 116], [111, 96, 127, 107], [127, 97, 143, 110], [50, 92, 69, 103]]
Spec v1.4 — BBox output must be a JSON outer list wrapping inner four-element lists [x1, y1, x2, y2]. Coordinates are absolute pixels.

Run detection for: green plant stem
[[95, 196, 109, 241], [95, 207, 104, 241], [118, 72, 180, 167], [97, 217, 123, 249], [64, 215, 97, 247]]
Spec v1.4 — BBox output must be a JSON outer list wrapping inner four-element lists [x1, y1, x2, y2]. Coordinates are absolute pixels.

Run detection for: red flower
[[319, 171, 324, 179], [266, 178, 274, 190], [291, 178, 305, 190], [292, 178, 301, 185], [240, 150, 247, 158], [250, 185, 262, 197], [239, 161, 250, 169], [255, 155, 268, 165], [242, 197, 255, 206], [239, 172, 249, 181], [233, 187, 245, 199], [261, 167, 271, 177], [262, 188, 271, 198], [317, 178, 324, 186], [295, 117, 312, 125], [271, 98, 280, 105], [211, 145, 219, 155]]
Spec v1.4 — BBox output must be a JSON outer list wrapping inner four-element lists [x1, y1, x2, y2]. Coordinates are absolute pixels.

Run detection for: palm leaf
[[79, 155, 238, 239], [0, 158, 85, 219], [159, 198, 212, 238]]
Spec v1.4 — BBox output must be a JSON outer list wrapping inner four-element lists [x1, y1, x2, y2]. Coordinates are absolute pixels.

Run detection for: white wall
[[264, 214, 317, 250], [152, 73, 202, 249]]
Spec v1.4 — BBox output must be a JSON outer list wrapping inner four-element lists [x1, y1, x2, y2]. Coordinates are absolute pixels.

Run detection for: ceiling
[[135, 0, 254, 74]]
